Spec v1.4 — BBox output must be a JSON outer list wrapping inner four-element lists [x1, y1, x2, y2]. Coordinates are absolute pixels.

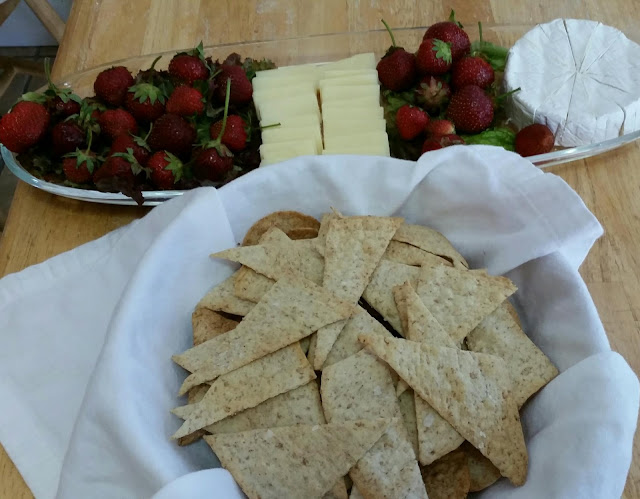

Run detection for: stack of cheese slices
[[254, 53, 390, 165]]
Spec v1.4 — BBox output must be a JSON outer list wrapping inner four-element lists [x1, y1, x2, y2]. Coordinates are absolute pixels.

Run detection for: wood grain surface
[[1, 1, 639, 497]]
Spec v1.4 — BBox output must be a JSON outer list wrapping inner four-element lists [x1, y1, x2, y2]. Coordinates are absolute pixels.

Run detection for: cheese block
[[271, 114, 321, 127], [258, 94, 321, 123], [322, 106, 384, 121], [321, 69, 379, 79], [318, 74, 379, 91], [323, 118, 387, 136], [260, 139, 317, 165], [320, 84, 380, 103], [261, 125, 323, 153], [253, 81, 316, 99], [504, 18, 640, 146]]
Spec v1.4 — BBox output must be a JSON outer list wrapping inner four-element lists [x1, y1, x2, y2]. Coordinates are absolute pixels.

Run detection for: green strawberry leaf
[[242, 57, 277, 81], [448, 9, 463, 28], [432, 40, 452, 64], [130, 82, 166, 105], [162, 151, 184, 183], [461, 128, 516, 151], [20, 92, 47, 104], [471, 22, 509, 72]]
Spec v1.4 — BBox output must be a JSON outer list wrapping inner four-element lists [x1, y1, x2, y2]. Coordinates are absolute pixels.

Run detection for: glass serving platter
[[3, 24, 640, 206]]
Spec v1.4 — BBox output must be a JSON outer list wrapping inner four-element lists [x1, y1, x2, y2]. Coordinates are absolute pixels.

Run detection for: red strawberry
[[446, 85, 493, 133], [147, 114, 196, 156], [51, 121, 85, 156], [98, 109, 138, 140], [515, 124, 555, 157], [422, 133, 465, 153], [51, 96, 81, 118], [166, 86, 204, 116], [94, 66, 134, 106], [0, 101, 50, 153], [93, 155, 136, 184], [168, 53, 209, 84], [415, 76, 451, 112], [214, 65, 253, 105], [194, 147, 233, 181], [62, 150, 97, 184], [425, 119, 456, 136], [396, 105, 429, 141], [147, 150, 184, 189], [423, 10, 470, 61], [451, 56, 494, 90], [376, 20, 417, 91], [110, 133, 151, 166], [416, 39, 452, 75], [125, 83, 166, 122], [210, 115, 247, 152]]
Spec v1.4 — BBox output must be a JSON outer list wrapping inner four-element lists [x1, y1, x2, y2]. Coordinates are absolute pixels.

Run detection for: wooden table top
[[1, 1, 639, 497]]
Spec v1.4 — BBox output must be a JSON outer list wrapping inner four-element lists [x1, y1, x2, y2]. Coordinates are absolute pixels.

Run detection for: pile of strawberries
[[377, 13, 554, 158], [0, 45, 273, 203]]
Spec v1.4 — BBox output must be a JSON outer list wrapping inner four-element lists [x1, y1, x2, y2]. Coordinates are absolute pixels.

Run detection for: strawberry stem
[[478, 22, 483, 44], [149, 55, 162, 71], [85, 128, 93, 154], [381, 19, 396, 47], [218, 78, 232, 139], [260, 122, 281, 130], [496, 87, 521, 102]]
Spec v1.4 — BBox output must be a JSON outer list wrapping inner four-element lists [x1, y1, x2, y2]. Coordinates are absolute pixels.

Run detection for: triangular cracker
[[212, 227, 324, 284], [314, 210, 343, 256], [349, 486, 364, 499], [242, 210, 320, 246], [174, 274, 354, 394], [416, 264, 517, 344], [362, 260, 420, 334], [466, 302, 559, 407], [205, 418, 391, 499], [384, 240, 452, 268], [198, 274, 255, 316], [233, 265, 275, 302], [192, 307, 239, 346], [359, 334, 528, 486], [398, 389, 419, 457], [322, 351, 427, 499], [421, 448, 471, 499], [313, 216, 403, 370], [392, 223, 468, 268], [462, 441, 501, 492], [172, 343, 316, 439]]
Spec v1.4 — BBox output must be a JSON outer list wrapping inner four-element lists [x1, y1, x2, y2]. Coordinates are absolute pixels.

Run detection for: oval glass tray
[[3, 24, 639, 206]]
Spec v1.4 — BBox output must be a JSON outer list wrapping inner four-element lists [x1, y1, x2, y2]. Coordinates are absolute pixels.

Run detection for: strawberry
[[94, 66, 134, 106], [423, 10, 470, 61], [194, 147, 233, 181], [415, 76, 451, 112], [396, 105, 429, 141], [147, 150, 184, 189], [110, 133, 150, 166], [147, 114, 196, 156], [425, 119, 455, 136], [125, 83, 166, 122], [168, 43, 209, 84], [21, 59, 83, 119], [93, 155, 136, 184], [515, 123, 555, 157], [446, 85, 493, 133], [416, 39, 452, 75], [214, 65, 253, 105], [210, 115, 247, 151], [376, 20, 417, 91], [51, 96, 81, 118], [51, 121, 85, 156], [421, 133, 465, 153], [0, 101, 50, 153], [166, 86, 204, 116], [62, 149, 97, 184], [451, 56, 494, 90], [98, 109, 138, 140]]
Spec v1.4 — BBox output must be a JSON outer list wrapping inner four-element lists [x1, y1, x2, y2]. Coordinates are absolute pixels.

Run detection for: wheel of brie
[[504, 18, 640, 147]]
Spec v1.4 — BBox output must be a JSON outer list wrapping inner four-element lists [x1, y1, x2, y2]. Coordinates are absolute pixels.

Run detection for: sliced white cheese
[[258, 93, 321, 122], [261, 114, 321, 128], [322, 106, 384, 121], [252, 81, 317, 99], [321, 69, 379, 79], [504, 18, 640, 146], [321, 53, 376, 71], [322, 140, 390, 157], [323, 131, 388, 150], [323, 118, 387, 136], [320, 84, 380, 103], [261, 125, 323, 153], [318, 74, 379, 91], [260, 139, 316, 165]]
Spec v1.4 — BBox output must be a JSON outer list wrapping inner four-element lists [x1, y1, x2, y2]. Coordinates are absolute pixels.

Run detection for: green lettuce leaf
[[461, 128, 516, 151]]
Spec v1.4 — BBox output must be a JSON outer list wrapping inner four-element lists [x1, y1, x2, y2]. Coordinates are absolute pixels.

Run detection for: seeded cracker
[[172, 343, 316, 439], [242, 210, 320, 246], [322, 351, 427, 498], [314, 216, 402, 370], [392, 223, 468, 268], [205, 418, 391, 499], [359, 334, 528, 486], [421, 448, 471, 499], [361, 260, 420, 334], [191, 307, 239, 346], [398, 389, 419, 457], [174, 274, 353, 394], [314, 211, 343, 256], [384, 240, 452, 268], [466, 301, 559, 407], [197, 274, 255, 316], [416, 264, 517, 344], [462, 441, 501, 492]]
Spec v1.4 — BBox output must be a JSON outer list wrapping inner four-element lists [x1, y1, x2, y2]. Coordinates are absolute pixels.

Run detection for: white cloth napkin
[[0, 146, 636, 499]]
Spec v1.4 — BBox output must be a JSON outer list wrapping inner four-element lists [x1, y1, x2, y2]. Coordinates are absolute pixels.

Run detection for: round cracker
[[286, 227, 319, 240], [242, 211, 320, 246]]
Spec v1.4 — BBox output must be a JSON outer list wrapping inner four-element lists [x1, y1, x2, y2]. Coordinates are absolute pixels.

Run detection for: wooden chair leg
[[0, 57, 45, 78], [24, 0, 66, 43], [0, 67, 18, 99], [0, 0, 20, 26]]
